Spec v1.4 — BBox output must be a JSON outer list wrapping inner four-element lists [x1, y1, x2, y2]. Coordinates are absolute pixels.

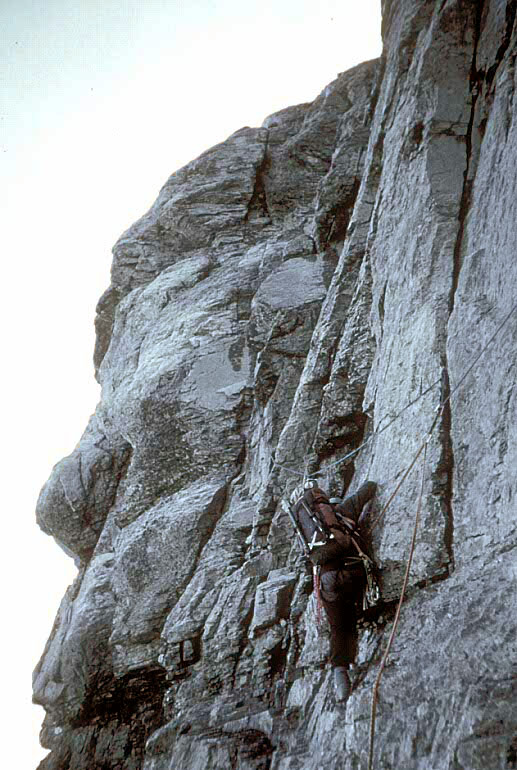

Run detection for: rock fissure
[[245, 131, 271, 224], [484, 1, 517, 90], [436, 366, 456, 577], [450, 3, 484, 315], [435, 2, 487, 582]]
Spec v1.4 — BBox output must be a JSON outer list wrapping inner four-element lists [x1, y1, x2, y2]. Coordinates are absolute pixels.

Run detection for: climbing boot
[[333, 666, 351, 702]]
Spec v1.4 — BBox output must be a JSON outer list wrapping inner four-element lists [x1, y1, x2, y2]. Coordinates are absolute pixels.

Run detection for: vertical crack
[[484, 1, 517, 90], [436, 366, 456, 574], [449, 2, 484, 313], [440, 2, 486, 576], [245, 131, 271, 223]]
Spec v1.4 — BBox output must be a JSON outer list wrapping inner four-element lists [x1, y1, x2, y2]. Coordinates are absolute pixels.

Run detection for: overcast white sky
[[1, 1, 381, 765]]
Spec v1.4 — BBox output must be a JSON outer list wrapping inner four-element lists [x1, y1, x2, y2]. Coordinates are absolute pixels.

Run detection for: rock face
[[34, 2, 517, 768]]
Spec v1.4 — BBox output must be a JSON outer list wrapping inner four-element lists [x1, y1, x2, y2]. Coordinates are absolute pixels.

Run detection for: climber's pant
[[320, 562, 365, 666]]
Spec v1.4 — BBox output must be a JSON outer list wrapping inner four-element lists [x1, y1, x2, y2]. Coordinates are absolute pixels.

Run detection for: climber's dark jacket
[[318, 482, 377, 666]]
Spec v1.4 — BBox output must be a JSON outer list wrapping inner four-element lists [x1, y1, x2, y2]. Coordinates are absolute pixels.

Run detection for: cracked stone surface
[[34, 3, 517, 768]]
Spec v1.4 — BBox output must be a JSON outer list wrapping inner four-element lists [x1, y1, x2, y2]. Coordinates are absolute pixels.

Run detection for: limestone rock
[[35, 4, 517, 769]]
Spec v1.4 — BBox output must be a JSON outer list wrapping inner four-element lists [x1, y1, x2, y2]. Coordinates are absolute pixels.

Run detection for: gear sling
[[283, 483, 380, 610]]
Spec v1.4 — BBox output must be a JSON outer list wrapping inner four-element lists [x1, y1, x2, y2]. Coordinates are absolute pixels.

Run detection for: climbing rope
[[274, 299, 517, 768], [363, 299, 517, 765], [367, 440, 429, 770], [271, 376, 440, 479], [367, 297, 517, 532], [272, 299, 517, 484], [367, 410, 439, 533]]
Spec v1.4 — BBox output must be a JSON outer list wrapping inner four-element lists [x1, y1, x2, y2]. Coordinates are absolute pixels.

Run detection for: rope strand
[[273, 300, 517, 769], [367, 409, 439, 532], [367, 440, 428, 770], [272, 300, 517, 483]]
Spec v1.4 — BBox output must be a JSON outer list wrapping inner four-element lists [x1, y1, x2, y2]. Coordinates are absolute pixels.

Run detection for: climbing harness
[[284, 484, 381, 610], [335, 511, 381, 609]]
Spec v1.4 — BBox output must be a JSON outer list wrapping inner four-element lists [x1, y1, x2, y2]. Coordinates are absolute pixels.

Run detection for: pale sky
[[1, 1, 381, 765]]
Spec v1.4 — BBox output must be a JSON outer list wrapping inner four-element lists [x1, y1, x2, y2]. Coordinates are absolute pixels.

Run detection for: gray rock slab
[[34, 4, 517, 768], [249, 571, 297, 635]]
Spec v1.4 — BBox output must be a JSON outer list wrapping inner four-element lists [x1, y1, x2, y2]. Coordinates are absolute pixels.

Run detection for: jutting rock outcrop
[[34, 2, 517, 768]]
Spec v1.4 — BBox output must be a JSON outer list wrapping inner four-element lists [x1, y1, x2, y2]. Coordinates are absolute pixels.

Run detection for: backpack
[[282, 483, 351, 566], [282, 482, 381, 608]]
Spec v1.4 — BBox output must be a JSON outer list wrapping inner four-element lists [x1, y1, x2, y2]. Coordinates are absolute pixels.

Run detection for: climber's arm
[[336, 481, 377, 523]]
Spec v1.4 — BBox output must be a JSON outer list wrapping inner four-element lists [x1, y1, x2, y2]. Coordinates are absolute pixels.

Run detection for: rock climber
[[288, 480, 377, 702]]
